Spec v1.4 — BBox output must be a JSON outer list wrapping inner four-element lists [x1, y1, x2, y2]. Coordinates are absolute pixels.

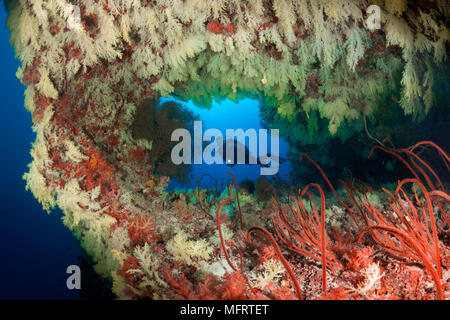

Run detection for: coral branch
[[358, 225, 443, 300], [248, 226, 302, 300], [300, 153, 360, 230], [227, 171, 243, 229]]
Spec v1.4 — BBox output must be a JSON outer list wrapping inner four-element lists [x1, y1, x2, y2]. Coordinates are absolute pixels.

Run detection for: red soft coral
[[347, 246, 374, 271], [218, 272, 251, 300], [224, 23, 235, 35], [164, 270, 202, 300], [117, 256, 142, 298], [259, 246, 280, 264], [207, 21, 223, 34], [316, 286, 349, 300], [270, 287, 298, 300], [127, 215, 158, 246]]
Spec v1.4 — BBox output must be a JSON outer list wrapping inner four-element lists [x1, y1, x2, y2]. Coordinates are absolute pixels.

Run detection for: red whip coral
[[248, 227, 303, 300], [356, 179, 445, 299], [272, 183, 341, 294]]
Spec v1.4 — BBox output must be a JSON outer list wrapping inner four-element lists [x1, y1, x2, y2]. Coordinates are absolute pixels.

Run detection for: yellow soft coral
[[166, 230, 214, 265]]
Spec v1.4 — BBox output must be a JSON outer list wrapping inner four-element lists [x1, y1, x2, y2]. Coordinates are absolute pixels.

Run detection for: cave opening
[[132, 95, 292, 192]]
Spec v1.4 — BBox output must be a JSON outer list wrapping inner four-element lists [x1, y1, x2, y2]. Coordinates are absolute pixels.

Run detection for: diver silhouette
[[214, 136, 286, 168]]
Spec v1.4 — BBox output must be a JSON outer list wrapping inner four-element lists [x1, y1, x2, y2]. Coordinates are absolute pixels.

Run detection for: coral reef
[[4, 0, 450, 300]]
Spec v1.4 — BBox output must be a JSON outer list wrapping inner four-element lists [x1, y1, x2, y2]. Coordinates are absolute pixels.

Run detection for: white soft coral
[[347, 262, 385, 298]]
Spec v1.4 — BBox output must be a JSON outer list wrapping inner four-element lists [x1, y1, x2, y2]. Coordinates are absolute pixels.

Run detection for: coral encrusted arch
[[5, 0, 449, 299]]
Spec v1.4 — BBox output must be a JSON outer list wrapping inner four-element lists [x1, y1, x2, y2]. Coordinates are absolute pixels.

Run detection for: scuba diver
[[214, 136, 286, 169]]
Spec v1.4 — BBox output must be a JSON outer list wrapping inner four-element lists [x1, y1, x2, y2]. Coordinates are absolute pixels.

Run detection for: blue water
[[160, 97, 291, 191], [0, 6, 82, 299]]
